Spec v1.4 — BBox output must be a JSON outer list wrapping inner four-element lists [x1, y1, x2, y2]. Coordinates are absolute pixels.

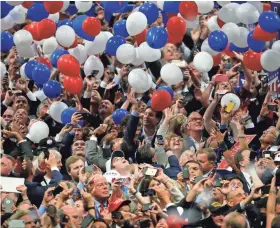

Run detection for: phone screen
[[225, 101, 236, 113]]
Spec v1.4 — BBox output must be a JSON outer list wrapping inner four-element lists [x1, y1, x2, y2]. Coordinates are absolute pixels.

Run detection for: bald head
[[222, 212, 247, 228]]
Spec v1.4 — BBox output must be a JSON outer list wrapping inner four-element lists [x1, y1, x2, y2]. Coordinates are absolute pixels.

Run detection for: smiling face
[[169, 136, 184, 151], [260, 127, 278, 148], [143, 108, 159, 129], [13, 95, 29, 111], [187, 112, 204, 132], [98, 100, 114, 117], [72, 140, 86, 157]]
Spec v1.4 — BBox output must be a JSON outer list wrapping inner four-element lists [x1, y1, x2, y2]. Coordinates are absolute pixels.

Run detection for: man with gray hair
[[222, 211, 248, 228]]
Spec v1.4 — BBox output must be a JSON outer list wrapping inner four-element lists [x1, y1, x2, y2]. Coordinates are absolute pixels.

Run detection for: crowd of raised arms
[[1, 1, 280, 228]]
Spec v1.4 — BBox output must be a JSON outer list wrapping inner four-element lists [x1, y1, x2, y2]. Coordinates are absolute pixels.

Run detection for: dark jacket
[[3, 139, 33, 159]]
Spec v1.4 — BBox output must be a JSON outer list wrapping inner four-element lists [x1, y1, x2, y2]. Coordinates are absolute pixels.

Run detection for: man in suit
[[196, 148, 218, 177], [182, 112, 205, 152]]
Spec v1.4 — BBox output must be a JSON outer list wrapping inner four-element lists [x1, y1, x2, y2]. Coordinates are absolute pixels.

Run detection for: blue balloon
[[43, 80, 62, 98], [157, 86, 174, 99], [208, 31, 228, 52], [65, 3, 78, 15], [102, 1, 128, 13], [32, 63, 51, 85], [85, 4, 96, 16], [247, 31, 265, 53], [50, 49, 69, 68], [113, 20, 129, 38], [73, 15, 95, 41], [56, 19, 73, 28], [229, 43, 249, 53], [1, 31, 14, 53], [25, 60, 40, 80], [112, 109, 129, 125], [105, 35, 126, 56], [146, 26, 168, 49], [231, 1, 247, 4], [163, 1, 180, 14], [259, 11, 280, 33], [139, 2, 159, 24], [61, 108, 78, 125], [159, 10, 168, 27], [27, 2, 49, 22], [104, 10, 113, 23], [1, 1, 14, 19]]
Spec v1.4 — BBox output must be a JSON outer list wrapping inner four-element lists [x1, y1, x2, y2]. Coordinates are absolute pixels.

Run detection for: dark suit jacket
[[3, 139, 33, 159], [236, 172, 251, 194], [25, 169, 63, 207]]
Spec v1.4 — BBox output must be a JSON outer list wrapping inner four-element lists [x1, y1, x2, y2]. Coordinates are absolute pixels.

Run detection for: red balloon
[[43, 1, 63, 13], [38, 19, 56, 39], [243, 50, 262, 71], [151, 90, 172, 112], [263, 3, 271, 11], [22, 1, 34, 9], [63, 76, 83, 95], [168, 32, 183, 44], [253, 25, 277, 42], [35, 57, 52, 69], [135, 29, 147, 45], [82, 17, 102, 37], [217, 17, 225, 28], [179, 1, 198, 21], [213, 53, 222, 67], [223, 43, 235, 57], [167, 16, 187, 36], [57, 55, 80, 77], [24, 22, 42, 41]]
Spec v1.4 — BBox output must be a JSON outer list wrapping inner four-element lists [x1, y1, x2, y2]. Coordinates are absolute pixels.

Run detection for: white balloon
[[193, 52, 214, 72], [48, 13, 60, 22], [20, 63, 28, 79], [222, 23, 240, 43], [84, 55, 104, 79], [1, 62, 7, 77], [116, 44, 136, 64], [55, 25, 75, 48], [6, 1, 23, 6], [61, 1, 70, 12], [49, 102, 68, 123], [131, 48, 144, 66], [272, 40, 280, 54], [138, 42, 161, 62], [157, 1, 164, 10], [9, 5, 26, 24], [217, 1, 230, 6], [103, 31, 113, 40], [128, 68, 151, 93], [17, 45, 34, 58], [33, 90, 47, 102], [13, 30, 33, 46], [126, 12, 147, 36], [27, 121, 50, 143], [69, 44, 87, 65], [218, 3, 240, 24], [75, 1, 92, 12], [250, 1, 263, 14], [201, 38, 220, 56], [232, 27, 249, 48], [186, 16, 199, 29], [236, 3, 259, 24], [1, 15, 14, 31], [260, 50, 280, 72], [195, 1, 214, 14], [84, 32, 108, 55], [43, 37, 58, 54], [17, 5, 27, 13], [161, 63, 183, 86], [207, 16, 221, 32]]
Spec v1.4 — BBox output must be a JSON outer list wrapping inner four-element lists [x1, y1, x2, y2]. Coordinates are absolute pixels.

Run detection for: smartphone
[[143, 167, 158, 176], [3, 197, 14, 213], [43, 148, 50, 159], [8, 220, 25, 228], [268, 104, 278, 112], [53, 185, 64, 196], [214, 179, 222, 187], [194, 176, 204, 184], [81, 214, 95, 228], [269, 146, 279, 152], [156, 135, 164, 145], [142, 189, 156, 197], [171, 60, 187, 68], [90, 69, 99, 77], [240, 115, 252, 125], [260, 185, 270, 195], [108, 65, 115, 73], [142, 203, 152, 212], [72, 189, 81, 199], [182, 167, 189, 180], [111, 211, 123, 219], [225, 101, 236, 113]]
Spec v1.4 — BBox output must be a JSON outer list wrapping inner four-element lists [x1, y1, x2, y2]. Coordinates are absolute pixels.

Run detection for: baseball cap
[[209, 202, 229, 214], [110, 150, 125, 170], [108, 198, 131, 213]]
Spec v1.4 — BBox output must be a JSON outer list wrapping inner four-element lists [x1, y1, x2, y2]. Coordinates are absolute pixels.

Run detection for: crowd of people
[[1, 1, 280, 228]]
